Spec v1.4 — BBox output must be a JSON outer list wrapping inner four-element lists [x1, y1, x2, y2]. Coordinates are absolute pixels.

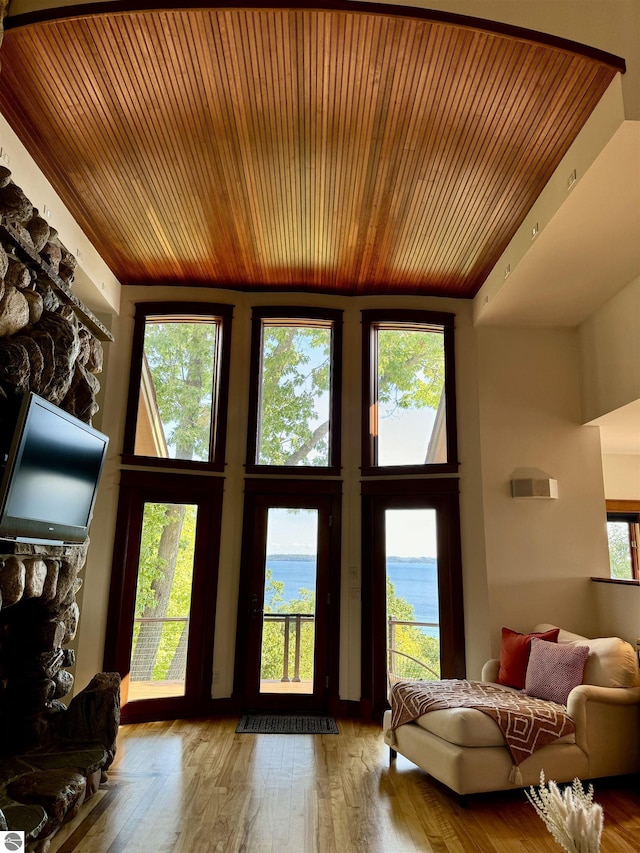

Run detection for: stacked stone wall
[[0, 13, 119, 850]]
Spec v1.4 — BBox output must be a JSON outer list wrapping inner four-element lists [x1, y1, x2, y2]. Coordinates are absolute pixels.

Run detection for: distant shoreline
[[266, 555, 439, 628], [267, 554, 437, 563]]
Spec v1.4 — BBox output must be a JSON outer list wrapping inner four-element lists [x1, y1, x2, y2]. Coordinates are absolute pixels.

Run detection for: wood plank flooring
[[49, 716, 640, 852]]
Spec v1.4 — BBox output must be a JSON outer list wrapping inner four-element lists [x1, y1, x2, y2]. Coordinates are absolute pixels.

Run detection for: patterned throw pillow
[[525, 638, 589, 706], [496, 626, 560, 689]]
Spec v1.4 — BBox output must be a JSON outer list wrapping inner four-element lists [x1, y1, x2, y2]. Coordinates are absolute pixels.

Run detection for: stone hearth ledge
[[0, 672, 121, 853]]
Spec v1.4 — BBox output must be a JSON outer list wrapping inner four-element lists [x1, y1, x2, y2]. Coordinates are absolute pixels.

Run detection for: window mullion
[[631, 520, 640, 580]]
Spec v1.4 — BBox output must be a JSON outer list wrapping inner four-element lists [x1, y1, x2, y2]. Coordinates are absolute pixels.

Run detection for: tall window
[[260, 507, 318, 695], [607, 512, 640, 580], [129, 500, 198, 701], [104, 471, 223, 723], [361, 310, 457, 474], [361, 479, 465, 718], [123, 303, 232, 470], [246, 308, 342, 474], [386, 508, 441, 685]]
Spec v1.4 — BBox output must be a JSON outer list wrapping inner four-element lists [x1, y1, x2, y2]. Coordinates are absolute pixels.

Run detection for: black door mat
[[236, 714, 339, 734]]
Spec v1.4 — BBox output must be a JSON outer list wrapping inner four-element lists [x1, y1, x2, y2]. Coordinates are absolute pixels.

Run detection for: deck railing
[[130, 615, 189, 682], [263, 613, 315, 682], [387, 617, 440, 682], [129, 613, 437, 688]]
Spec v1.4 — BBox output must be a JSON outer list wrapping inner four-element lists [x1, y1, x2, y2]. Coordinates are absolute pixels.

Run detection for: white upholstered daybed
[[382, 625, 640, 796]]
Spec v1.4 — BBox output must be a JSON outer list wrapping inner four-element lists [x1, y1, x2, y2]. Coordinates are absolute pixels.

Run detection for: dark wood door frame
[[233, 478, 342, 714], [361, 478, 465, 719], [104, 469, 224, 723]]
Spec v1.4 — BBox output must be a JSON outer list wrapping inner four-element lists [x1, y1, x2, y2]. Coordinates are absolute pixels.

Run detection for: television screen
[[0, 392, 109, 545]]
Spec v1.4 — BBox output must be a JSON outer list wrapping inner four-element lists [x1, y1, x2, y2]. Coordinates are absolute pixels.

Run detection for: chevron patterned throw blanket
[[388, 679, 575, 775]]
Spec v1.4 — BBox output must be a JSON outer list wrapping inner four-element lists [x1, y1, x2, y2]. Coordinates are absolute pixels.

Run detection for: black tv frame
[[0, 392, 109, 546]]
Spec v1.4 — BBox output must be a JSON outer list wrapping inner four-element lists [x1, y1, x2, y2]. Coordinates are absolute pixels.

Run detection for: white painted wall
[[475, 327, 611, 652], [594, 582, 640, 645], [602, 454, 640, 500], [580, 276, 640, 423], [72, 305, 132, 695]]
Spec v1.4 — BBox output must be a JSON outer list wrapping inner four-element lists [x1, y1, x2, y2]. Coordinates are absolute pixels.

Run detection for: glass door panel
[[128, 501, 197, 701], [260, 507, 318, 694], [385, 508, 440, 691]]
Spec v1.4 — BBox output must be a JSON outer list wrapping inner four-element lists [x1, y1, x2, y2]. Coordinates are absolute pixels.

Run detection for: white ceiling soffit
[[474, 119, 640, 329], [591, 400, 640, 455]]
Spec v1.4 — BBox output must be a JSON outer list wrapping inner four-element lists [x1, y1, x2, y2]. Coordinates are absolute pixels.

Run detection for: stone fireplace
[[0, 158, 120, 850]]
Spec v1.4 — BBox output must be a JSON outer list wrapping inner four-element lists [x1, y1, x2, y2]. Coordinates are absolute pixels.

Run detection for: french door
[[234, 480, 341, 714], [361, 479, 465, 719], [104, 471, 223, 722]]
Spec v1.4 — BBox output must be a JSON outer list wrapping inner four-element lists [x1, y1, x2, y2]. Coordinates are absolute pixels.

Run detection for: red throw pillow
[[496, 627, 560, 689]]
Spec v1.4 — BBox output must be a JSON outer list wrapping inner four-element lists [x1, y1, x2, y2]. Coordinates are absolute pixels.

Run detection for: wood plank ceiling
[[0, 3, 623, 297]]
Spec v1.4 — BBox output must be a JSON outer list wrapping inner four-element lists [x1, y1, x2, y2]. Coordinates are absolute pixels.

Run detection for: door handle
[[250, 594, 263, 619]]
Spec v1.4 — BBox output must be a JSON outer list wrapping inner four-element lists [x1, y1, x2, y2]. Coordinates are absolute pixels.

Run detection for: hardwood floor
[[49, 717, 640, 852]]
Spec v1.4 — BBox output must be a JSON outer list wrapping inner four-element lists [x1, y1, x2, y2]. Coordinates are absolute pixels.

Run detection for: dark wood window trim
[[104, 469, 224, 723], [361, 477, 465, 720], [233, 477, 342, 714], [245, 307, 343, 476], [6, 3, 626, 76], [606, 500, 640, 513], [361, 309, 459, 476], [122, 301, 233, 472], [605, 500, 640, 582]]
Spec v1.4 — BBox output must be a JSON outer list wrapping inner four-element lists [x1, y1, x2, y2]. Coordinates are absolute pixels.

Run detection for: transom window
[[123, 302, 232, 471], [362, 310, 457, 474], [246, 308, 342, 474]]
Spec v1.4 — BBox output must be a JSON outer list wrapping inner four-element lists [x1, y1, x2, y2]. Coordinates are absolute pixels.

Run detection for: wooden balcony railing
[[262, 613, 315, 683]]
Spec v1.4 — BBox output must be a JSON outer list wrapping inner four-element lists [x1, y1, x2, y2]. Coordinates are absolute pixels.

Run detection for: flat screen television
[[0, 392, 109, 545]]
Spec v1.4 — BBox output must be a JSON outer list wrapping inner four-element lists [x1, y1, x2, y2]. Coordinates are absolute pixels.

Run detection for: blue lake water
[[265, 557, 439, 637]]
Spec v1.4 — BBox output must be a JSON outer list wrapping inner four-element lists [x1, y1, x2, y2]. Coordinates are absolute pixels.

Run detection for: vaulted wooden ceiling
[[0, 3, 624, 297]]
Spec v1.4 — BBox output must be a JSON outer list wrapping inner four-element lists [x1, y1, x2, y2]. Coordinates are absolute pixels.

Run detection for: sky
[[266, 506, 437, 559], [377, 405, 437, 466]]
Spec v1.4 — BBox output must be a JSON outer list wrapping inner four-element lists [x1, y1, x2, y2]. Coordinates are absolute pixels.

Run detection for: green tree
[[377, 328, 444, 415], [257, 324, 445, 465], [258, 326, 331, 466], [144, 321, 217, 461], [260, 569, 316, 681], [142, 319, 444, 468], [132, 319, 444, 685], [258, 569, 438, 686], [130, 501, 195, 681], [387, 577, 440, 681], [130, 320, 217, 684], [607, 522, 633, 580]]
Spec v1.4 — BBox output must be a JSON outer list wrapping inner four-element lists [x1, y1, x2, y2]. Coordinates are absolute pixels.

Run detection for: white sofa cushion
[[413, 687, 576, 748], [415, 706, 511, 747], [533, 624, 640, 689]]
